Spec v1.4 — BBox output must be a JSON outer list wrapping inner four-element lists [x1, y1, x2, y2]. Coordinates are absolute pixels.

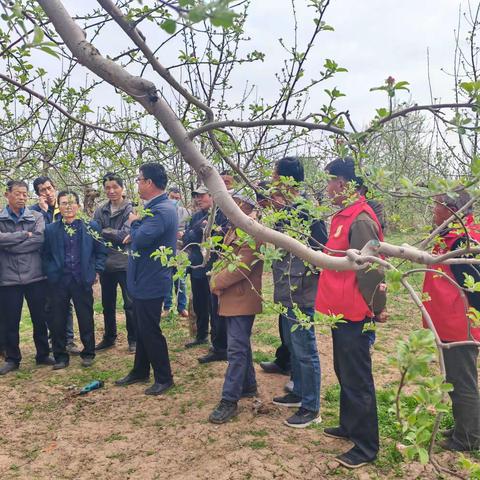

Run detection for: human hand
[[122, 234, 131, 245], [38, 195, 48, 212], [128, 212, 140, 224], [376, 309, 388, 323]]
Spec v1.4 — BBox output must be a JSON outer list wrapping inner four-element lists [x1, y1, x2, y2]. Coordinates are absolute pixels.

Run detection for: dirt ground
[[0, 274, 471, 480]]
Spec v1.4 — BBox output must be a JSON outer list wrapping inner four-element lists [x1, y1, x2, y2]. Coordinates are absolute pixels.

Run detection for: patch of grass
[[249, 429, 268, 437], [252, 351, 272, 363], [247, 439, 267, 450], [105, 433, 128, 442], [254, 332, 281, 348]]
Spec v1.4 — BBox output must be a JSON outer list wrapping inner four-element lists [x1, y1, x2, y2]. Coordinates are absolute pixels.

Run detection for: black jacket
[[272, 206, 327, 308], [183, 208, 229, 279], [93, 200, 132, 272], [42, 220, 108, 287]]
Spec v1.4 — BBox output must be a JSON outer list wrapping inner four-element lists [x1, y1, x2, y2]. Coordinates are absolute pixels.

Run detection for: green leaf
[[417, 447, 429, 464], [39, 46, 60, 59], [210, 8, 237, 28], [161, 19, 177, 34], [32, 25, 44, 45]]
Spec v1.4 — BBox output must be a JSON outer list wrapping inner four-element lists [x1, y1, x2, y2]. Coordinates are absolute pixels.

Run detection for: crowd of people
[[0, 157, 478, 469]]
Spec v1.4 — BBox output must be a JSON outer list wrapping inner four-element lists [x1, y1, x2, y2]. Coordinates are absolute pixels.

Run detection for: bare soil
[[0, 275, 469, 479]]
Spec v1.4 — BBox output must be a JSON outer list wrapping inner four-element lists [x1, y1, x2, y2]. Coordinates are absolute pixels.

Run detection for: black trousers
[[50, 278, 95, 363], [332, 319, 379, 461], [274, 314, 291, 371], [100, 270, 136, 344], [191, 275, 211, 341], [444, 344, 480, 449], [131, 297, 172, 384], [211, 293, 227, 353], [0, 281, 50, 365]]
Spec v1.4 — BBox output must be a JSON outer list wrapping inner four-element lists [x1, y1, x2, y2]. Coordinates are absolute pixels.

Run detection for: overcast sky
[[29, 1, 479, 130]]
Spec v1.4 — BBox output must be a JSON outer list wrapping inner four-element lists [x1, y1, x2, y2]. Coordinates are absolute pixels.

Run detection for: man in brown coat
[[208, 195, 263, 424]]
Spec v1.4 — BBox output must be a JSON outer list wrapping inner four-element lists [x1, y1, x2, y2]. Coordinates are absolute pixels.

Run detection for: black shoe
[[272, 393, 302, 407], [128, 342, 136, 354], [36, 356, 56, 366], [336, 447, 376, 469], [324, 426, 349, 440], [209, 399, 238, 424], [185, 338, 208, 349], [198, 351, 227, 364], [81, 357, 94, 367], [441, 428, 454, 438], [66, 342, 81, 355], [115, 373, 150, 386], [284, 407, 321, 428], [52, 361, 69, 370], [260, 361, 289, 375], [95, 339, 115, 351], [241, 385, 258, 398], [439, 437, 479, 452], [144, 380, 174, 396], [0, 361, 18, 375]]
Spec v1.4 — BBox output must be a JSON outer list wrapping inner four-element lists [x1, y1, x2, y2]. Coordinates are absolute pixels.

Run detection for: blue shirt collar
[[6, 206, 25, 222]]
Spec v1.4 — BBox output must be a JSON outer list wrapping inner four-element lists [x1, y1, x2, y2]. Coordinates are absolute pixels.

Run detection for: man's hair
[[140, 162, 168, 190], [438, 188, 473, 215], [168, 186, 181, 194], [325, 157, 361, 185], [102, 172, 124, 188], [7, 180, 28, 192], [275, 156, 305, 183], [32, 176, 53, 195], [57, 190, 80, 205]]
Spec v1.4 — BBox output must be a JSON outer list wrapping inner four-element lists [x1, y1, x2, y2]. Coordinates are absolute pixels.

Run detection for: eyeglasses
[[135, 176, 150, 183]]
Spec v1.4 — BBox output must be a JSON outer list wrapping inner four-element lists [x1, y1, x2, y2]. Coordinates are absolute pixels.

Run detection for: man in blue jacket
[[42, 191, 108, 369], [115, 162, 177, 396]]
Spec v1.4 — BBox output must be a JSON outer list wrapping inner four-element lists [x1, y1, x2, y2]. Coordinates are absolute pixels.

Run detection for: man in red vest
[[316, 157, 386, 468], [422, 191, 480, 452]]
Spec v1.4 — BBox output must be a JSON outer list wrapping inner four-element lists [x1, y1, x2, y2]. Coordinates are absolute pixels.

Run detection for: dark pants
[[332, 319, 379, 461], [222, 315, 256, 402], [444, 344, 480, 449], [46, 295, 74, 344], [0, 281, 50, 365], [274, 314, 291, 371], [100, 270, 136, 344], [131, 297, 172, 384], [211, 294, 227, 354], [191, 275, 211, 341], [50, 278, 95, 363]]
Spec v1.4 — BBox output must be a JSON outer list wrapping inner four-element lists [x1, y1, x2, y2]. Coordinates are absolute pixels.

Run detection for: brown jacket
[[211, 228, 263, 317]]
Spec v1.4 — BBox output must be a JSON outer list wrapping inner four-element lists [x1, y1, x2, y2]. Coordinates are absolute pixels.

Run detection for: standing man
[[163, 187, 189, 318], [0, 180, 54, 375], [115, 163, 177, 396], [94, 173, 136, 353], [31, 176, 79, 354], [182, 186, 229, 363], [269, 157, 326, 428], [422, 191, 480, 452], [316, 157, 386, 468], [209, 195, 264, 424], [43, 191, 108, 369]]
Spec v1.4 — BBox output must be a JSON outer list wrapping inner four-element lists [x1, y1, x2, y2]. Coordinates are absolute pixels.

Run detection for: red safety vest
[[315, 196, 384, 321], [422, 220, 480, 342]]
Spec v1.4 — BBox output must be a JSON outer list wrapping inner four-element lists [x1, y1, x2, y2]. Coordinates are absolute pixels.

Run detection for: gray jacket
[[93, 200, 132, 272], [0, 207, 46, 286], [272, 253, 319, 309]]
